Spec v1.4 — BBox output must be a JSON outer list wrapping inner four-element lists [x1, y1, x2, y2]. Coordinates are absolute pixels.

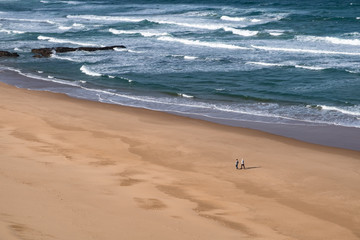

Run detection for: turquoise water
[[1, 0, 360, 128]]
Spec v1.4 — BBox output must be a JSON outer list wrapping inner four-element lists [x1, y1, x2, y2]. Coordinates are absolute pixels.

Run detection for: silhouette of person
[[240, 158, 245, 169], [235, 159, 239, 169]]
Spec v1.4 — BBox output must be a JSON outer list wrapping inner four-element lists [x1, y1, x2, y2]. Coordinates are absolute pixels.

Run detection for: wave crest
[[67, 14, 148, 23], [220, 16, 246, 22], [297, 35, 360, 46], [80, 65, 102, 77], [38, 35, 98, 47], [251, 45, 360, 56], [158, 36, 250, 50], [318, 105, 360, 116], [109, 28, 168, 37]]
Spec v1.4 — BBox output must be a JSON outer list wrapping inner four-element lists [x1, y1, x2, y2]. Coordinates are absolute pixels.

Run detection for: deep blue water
[[0, 0, 359, 128]]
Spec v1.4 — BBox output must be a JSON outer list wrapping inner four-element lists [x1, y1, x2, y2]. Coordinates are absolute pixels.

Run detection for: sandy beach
[[0, 78, 359, 239]]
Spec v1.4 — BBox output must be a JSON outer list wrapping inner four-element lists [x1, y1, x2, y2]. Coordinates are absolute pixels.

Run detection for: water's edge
[[1, 69, 359, 151]]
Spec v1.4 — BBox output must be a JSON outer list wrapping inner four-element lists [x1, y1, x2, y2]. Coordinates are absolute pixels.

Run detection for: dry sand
[[0, 81, 359, 240]]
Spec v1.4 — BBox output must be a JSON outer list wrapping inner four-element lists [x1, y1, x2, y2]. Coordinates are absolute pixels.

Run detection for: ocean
[[1, 0, 360, 141]]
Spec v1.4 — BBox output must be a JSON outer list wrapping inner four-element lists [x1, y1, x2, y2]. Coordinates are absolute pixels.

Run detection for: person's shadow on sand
[[239, 166, 261, 170]]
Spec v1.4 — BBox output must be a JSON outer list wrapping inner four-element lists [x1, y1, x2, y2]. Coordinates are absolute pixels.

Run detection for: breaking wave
[[158, 36, 250, 50], [80, 65, 102, 77], [109, 28, 168, 37], [67, 14, 148, 23], [38, 35, 99, 47], [297, 35, 360, 46], [251, 45, 360, 56]]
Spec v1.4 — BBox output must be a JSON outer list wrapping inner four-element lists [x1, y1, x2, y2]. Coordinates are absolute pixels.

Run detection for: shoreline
[[0, 68, 359, 151], [0, 76, 359, 239]]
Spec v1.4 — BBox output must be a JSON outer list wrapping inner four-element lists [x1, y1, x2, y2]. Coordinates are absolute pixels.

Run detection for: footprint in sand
[[134, 198, 167, 210]]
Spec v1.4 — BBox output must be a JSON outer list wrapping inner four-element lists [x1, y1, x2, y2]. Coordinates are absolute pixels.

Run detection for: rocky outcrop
[[0, 51, 19, 57], [31, 48, 53, 58], [32, 45, 126, 58]]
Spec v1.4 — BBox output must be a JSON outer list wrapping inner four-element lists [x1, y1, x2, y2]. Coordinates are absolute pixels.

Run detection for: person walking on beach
[[240, 158, 245, 169], [235, 159, 239, 169]]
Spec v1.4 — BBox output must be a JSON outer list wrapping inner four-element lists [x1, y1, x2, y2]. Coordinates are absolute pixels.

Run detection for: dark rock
[[31, 48, 53, 58], [54, 47, 77, 53], [0, 51, 19, 57], [77, 45, 126, 52], [31, 45, 126, 57]]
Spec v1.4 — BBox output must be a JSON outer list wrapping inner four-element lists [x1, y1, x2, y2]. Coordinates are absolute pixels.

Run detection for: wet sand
[[1, 69, 359, 151]]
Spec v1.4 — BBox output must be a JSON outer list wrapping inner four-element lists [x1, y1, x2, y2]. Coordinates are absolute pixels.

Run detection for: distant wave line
[[68, 15, 258, 37], [246, 61, 326, 70], [51, 54, 82, 62], [158, 20, 258, 36], [0, 17, 55, 24], [158, 36, 250, 50], [109, 28, 169, 37], [251, 45, 360, 56], [67, 14, 148, 23], [297, 35, 360, 46], [220, 16, 246, 22], [0, 28, 25, 34], [38, 35, 100, 47]]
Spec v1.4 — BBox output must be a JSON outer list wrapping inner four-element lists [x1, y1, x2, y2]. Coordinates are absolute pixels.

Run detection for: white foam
[[357, 17, 360, 20], [298, 35, 360, 46], [157, 20, 258, 37], [3, 67, 80, 87], [114, 47, 127, 52], [251, 19, 261, 23], [220, 16, 246, 22], [269, 32, 282, 36], [247, 61, 326, 70], [58, 23, 85, 31], [223, 27, 258, 37], [324, 37, 360, 46], [67, 15, 147, 23], [158, 36, 250, 50], [58, 26, 72, 31], [251, 45, 360, 56], [51, 54, 81, 62], [347, 32, 360, 36], [60, 1, 82, 4], [345, 69, 360, 74], [184, 11, 217, 17], [108, 75, 115, 79], [0, 17, 55, 25], [118, 77, 133, 83], [0, 29, 25, 34], [109, 28, 168, 37], [38, 35, 98, 47], [80, 65, 101, 77], [157, 20, 222, 30], [37, 70, 43, 73], [294, 65, 326, 71], [184, 56, 198, 60], [318, 105, 360, 116], [266, 30, 285, 36], [246, 61, 286, 67], [114, 47, 144, 53], [178, 93, 194, 98]]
